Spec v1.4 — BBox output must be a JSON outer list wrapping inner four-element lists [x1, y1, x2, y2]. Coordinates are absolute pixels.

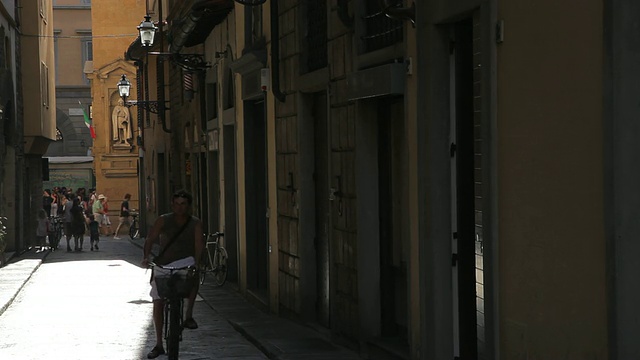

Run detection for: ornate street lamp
[[117, 74, 131, 99], [137, 15, 157, 47], [117, 74, 164, 114]]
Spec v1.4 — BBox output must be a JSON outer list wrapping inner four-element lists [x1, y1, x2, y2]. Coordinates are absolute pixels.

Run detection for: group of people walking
[[38, 188, 133, 252]]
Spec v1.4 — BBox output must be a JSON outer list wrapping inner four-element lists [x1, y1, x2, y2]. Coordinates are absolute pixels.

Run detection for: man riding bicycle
[[141, 190, 204, 359]]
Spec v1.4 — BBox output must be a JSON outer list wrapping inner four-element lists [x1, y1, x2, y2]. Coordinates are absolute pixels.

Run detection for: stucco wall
[[53, 6, 91, 86], [497, 0, 607, 357], [89, 0, 143, 217]]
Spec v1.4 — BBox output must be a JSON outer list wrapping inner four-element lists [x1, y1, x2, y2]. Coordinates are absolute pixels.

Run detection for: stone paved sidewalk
[[0, 248, 50, 316], [1, 239, 366, 359]]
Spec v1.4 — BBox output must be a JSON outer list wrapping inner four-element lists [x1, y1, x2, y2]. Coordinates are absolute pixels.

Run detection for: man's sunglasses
[[172, 192, 191, 201]]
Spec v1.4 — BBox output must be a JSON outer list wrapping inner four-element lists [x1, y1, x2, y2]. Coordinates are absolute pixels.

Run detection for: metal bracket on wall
[[148, 52, 210, 72], [380, 0, 415, 27], [124, 100, 170, 114]]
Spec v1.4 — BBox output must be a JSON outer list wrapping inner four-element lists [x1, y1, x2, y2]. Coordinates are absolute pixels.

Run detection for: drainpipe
[[157, 2, 171, 134], [135, 60, 148, 236], [125, 55, 145, 146], [170, 0, 233, 54], [379, 0, 416, 26], [169, 11, 202, 53], [270, 0, 286, 102]]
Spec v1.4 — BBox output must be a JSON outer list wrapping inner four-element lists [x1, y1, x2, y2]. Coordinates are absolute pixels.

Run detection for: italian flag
[[80, 101, 96, 139]]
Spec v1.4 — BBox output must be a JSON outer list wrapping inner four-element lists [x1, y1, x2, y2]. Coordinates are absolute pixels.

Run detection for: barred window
[[362, 1, 403, 53]]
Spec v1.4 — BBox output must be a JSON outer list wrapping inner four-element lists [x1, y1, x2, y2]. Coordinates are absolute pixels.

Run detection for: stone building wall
[[275, 0, 301, 317], [274, 0, 360, 340]]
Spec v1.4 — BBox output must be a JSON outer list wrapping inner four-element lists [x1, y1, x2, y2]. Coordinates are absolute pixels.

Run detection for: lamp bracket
[[148, 52, 210, 72], [124, 100, 170, 114], [380, 0, 416, 26]]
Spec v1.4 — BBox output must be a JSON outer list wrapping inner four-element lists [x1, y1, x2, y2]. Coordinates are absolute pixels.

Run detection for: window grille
[[362, 2, 403, 53], [244, 5, 263, 48], [85, 40, 93, 61], [82, 40, 92, 84]]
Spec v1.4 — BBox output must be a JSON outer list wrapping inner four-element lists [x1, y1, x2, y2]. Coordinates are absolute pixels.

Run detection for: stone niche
[[110, 91, 134, 151]]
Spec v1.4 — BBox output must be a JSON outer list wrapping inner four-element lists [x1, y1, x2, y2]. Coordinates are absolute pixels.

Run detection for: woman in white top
[[50, 193, 58, 217]]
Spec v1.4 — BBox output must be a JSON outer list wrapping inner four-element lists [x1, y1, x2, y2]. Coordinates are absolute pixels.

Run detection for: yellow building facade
[[86, 1, 146, 212]]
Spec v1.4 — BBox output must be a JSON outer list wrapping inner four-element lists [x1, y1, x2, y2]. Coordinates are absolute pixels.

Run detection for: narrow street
[[0, 237, 268, 360]]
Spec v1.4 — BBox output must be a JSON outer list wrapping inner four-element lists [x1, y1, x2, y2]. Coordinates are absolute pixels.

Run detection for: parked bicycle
[[149, 261, 197, 360], [129, 211, 139, 239], [48, 216, 64, 250], [199, 232, 227, 286]]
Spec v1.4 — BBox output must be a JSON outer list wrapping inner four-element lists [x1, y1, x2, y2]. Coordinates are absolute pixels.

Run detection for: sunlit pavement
[[0, 237, 268, 360]]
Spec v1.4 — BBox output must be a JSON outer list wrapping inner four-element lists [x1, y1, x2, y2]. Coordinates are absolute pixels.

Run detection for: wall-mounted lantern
[[137, 15, 158, 47]]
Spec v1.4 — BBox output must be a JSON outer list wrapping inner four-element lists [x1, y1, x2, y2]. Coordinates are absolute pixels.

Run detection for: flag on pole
[[79, 101, 96, 139]]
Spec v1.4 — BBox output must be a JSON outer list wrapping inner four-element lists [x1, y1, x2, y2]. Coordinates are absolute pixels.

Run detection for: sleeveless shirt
[[156, 213, 199, 265]]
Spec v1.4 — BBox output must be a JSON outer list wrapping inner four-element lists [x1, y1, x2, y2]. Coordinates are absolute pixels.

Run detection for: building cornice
[[55, 85, 91, 90], [53, 6, 91, 10]]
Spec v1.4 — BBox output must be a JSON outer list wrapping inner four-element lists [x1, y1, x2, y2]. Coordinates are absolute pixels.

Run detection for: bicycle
[[199, 232, 228, 286], [129, 211, 139, 239], [149, 261, 197, 360], [47, 216, 64, 250]]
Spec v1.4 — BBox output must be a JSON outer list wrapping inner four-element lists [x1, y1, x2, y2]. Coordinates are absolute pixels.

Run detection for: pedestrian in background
[[88, 188, 97, 208], [102, 196, 112, 235], [42, 189, 53, 216], [63, 194, 74, 251], [70, 198, 86, 251], [88, 214, 100, 251], [50, 192, 58, 217], [92, 194, 106, 234], [114, 193, 131, 239], [36, 209, 50, 252]]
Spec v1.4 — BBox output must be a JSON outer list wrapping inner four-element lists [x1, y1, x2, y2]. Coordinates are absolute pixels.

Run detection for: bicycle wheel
[[166, 298, 181, 360], [199, 250, 210, 285], [56, 227, 63, 248], [212, 247, 228, 287], [129, 222, 139, 239]]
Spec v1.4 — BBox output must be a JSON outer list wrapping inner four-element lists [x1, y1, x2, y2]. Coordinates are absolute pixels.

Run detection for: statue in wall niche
[[112, 99, 132, 143]]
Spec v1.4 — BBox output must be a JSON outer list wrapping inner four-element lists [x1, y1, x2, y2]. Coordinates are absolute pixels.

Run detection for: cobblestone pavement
[[0, 237, 268, 360], [130, 238, 365, 360]]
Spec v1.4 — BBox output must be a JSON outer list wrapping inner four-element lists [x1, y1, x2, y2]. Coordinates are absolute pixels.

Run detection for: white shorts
[[149, 256, 196, 300], [94, 213, 104, 226]]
